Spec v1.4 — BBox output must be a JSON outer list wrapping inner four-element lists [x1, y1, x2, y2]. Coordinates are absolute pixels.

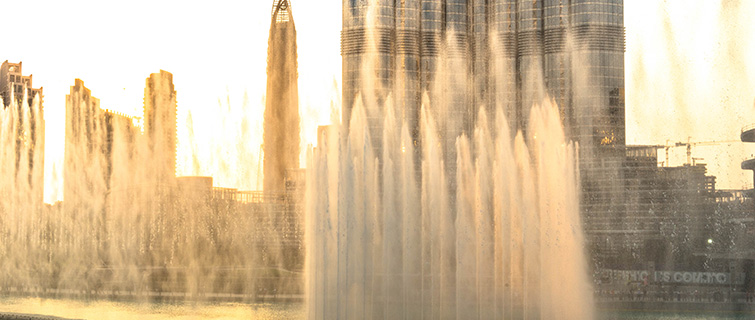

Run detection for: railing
[[223, 190, 287, 204]]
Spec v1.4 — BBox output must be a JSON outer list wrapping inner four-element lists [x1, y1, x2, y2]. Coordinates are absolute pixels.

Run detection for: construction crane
[[663, 137, 739, 166]]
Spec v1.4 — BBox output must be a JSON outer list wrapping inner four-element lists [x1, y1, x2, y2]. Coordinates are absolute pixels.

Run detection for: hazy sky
[[624, 0, 755, 191], [2, 0, 754, 204]]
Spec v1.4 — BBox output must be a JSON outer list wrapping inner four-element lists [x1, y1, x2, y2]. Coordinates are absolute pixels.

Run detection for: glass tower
[[265, 0, 301, 193], [342, 0, 624, 148]]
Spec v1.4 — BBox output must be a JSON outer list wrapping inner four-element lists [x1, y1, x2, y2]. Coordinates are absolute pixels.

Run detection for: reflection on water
[[1, 298, 752, 320], [0, 298, 303, 320]]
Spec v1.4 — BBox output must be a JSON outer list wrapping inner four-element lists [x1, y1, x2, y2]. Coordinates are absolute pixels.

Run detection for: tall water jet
[[341, 0, 627, 271], [264, 0, 301, 193], [307, 0, 612, 318], [64, 80, 118, 277], [0, 61, 45, 291], [63, 79, 145, 291], [307, 98, 593, 319]]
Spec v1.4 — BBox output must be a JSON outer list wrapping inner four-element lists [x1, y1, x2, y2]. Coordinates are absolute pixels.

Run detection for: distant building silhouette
[[264, 0, 300, 193], [64, 79, 140, 258], [0, 60, 45, 206], [48, 70, 306, 299], [144, 70, 177, 184]]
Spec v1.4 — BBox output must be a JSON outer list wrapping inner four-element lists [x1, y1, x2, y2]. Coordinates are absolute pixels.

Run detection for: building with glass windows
[[342, 0, 627, 261], [341, 0, 624, 149]]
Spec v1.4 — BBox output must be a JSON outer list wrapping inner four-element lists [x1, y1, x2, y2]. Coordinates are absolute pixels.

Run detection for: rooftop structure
[[0, 60, 43, 108]]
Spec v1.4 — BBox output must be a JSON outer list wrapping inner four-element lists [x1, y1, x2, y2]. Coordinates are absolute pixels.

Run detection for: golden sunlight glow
[[2, 0, 755, 203], [4, 0, 340, 203]]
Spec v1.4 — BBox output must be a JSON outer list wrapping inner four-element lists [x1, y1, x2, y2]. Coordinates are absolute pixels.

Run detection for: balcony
[[741, 124, 755, 142], [742, 158, 755, 170]]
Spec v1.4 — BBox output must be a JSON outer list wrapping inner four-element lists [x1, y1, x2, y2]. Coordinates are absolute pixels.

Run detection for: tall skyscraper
[[144, 70, 177, 184], [342, 0, 626, 243], [551, 1, 626, 235], [64, 80, 140, 259], [0, 60, 45, 205], [264, 0, 300, 193]]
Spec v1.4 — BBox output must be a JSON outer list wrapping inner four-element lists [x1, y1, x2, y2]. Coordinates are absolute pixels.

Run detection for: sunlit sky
[[3, 0, 754, 204]]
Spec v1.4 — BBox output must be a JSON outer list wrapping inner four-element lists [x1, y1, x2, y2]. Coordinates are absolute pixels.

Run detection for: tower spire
[[271, 0, 291, 22], [264, 0, 299, 193]]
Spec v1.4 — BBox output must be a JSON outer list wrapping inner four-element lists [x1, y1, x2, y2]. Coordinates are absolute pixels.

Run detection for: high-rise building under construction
[[264, 0, 300, 193], [342, 0, 626, 245]]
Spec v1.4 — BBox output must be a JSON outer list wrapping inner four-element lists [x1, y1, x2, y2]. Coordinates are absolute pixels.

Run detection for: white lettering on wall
[[600, 269, 744, 285]]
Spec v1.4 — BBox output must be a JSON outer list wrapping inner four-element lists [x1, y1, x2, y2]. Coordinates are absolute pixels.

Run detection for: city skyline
[[2, 0, 754, 204]]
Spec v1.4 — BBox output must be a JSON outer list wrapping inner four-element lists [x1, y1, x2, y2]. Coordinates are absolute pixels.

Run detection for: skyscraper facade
[[342, 0, 626, 249], [264, 0, 300, 193], [342, 0, 624, 142]]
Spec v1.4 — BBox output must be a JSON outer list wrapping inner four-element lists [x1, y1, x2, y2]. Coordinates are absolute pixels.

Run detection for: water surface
[[2, 298, 752, 320], [0, 298, 303, 320]]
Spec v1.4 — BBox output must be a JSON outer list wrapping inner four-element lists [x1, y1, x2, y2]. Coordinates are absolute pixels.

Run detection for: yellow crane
[[663, 137, 739, 167]]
